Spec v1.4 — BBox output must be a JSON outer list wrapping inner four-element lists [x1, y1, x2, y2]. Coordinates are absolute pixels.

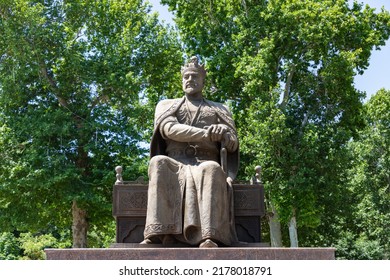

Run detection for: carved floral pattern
[[119, 191, 147, 210]]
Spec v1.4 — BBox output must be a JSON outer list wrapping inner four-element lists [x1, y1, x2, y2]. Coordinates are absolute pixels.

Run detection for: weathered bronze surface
[[143, 57, 240, 247]]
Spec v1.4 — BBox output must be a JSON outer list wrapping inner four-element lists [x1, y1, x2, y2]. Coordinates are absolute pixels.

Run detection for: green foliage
[[87, 221, 116, 248], [0, 232, 21, 260], [0, 230, 73, 260], [18, 233, 58, 260], [162, 0, 390, 250], [0, 0, 182, 245], [335, 232, 387, 260], [342, 89, 390, 259]]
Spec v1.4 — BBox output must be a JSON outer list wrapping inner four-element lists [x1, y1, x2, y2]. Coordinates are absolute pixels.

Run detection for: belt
[[168, 145, 218, 158]]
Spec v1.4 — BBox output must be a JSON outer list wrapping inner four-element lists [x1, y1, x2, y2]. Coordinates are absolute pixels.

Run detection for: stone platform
[[45, 247, 335, 260]]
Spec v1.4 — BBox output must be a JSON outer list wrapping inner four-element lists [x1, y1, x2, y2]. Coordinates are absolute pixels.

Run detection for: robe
[[144, 97, 239, 246]]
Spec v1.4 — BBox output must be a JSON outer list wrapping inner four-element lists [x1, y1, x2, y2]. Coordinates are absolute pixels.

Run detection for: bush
[[0, 232, 21, 260], [18, 233, 58, 260], [335, 232, 386, 260]]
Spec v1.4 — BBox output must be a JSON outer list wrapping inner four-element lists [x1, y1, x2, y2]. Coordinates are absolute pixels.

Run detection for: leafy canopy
[[0, 0, 182, 235]]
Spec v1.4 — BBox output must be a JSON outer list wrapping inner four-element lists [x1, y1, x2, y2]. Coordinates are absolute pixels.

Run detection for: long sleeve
[[160, 117, 209, 142]]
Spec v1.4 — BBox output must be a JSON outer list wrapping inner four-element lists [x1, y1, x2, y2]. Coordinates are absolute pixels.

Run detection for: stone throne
[[112, 166, 266, 246]]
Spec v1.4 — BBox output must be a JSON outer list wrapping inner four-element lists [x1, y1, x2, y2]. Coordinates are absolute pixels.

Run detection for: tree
[[343, 89, 390, 259], [161, 0, 390, 246], [0, 0, 182, 247]]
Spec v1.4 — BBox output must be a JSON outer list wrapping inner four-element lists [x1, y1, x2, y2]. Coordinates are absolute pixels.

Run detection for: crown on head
[[181, 56, 207, 77]]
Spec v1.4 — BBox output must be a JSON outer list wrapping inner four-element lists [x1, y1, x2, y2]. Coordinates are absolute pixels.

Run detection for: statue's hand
[[206, 124, 229, 142], [222, 132, 238, 152]]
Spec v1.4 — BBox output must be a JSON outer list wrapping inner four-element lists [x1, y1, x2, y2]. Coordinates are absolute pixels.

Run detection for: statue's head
[[181, 56, 206, 96]]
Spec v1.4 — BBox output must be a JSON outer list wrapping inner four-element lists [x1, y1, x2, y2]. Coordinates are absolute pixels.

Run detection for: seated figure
[[141, 57, 239, 248]]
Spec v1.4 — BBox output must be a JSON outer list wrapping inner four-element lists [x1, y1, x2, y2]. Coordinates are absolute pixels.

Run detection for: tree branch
[[90, 94, 109, 111], [38, 61, 68, 108], [280, 64, 296, 111]]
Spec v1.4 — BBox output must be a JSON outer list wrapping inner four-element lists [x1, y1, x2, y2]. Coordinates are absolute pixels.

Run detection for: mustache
[[185, 82, 198, 87]]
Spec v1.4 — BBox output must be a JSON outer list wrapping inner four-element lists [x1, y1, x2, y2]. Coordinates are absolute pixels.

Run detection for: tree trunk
[[72, 117, 90, 248], [72, 200, 88, 248], [268, 201, 283, 247], [288, 209, 298, 247]]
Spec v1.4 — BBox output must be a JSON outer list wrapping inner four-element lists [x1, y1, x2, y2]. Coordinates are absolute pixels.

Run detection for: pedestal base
[[45, 247, 335, 260]]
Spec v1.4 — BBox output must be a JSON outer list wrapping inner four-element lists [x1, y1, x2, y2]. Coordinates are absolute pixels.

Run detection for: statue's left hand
[[222, 132, 238, 152]]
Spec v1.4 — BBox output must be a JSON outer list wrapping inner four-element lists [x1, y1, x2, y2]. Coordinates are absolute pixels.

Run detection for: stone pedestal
[[45, 247, 335, 260], [113, 181, 265, 243]]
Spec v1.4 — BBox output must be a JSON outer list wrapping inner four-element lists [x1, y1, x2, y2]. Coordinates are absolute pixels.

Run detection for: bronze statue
[[141, 56, 239, 247]]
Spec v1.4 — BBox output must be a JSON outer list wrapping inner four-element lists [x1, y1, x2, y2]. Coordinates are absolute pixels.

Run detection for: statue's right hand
[[206, 124, 228, 142]]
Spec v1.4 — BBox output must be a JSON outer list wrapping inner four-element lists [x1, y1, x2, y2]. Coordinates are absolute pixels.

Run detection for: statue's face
[[182, 70, 204, 96]]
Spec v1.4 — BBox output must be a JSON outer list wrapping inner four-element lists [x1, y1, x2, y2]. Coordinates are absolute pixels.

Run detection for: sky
[[149, 0, 390, 102]]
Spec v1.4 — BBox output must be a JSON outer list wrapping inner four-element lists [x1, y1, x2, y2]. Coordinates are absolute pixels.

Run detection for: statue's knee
[[149, 155, 168, 167], [151, 155, 167, 162], [199, 161, 222, 173]]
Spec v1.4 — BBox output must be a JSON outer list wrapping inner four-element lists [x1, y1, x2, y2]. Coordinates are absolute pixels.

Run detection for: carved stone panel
[[233, 184, 265, 217], [113, 184, 148, 217]]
